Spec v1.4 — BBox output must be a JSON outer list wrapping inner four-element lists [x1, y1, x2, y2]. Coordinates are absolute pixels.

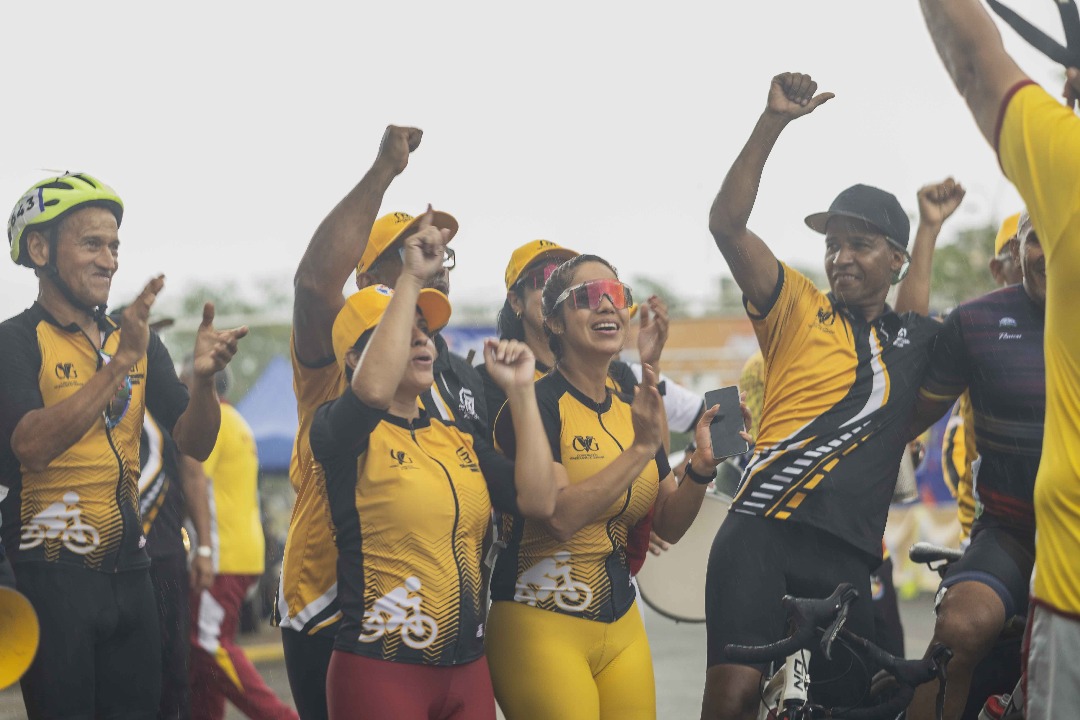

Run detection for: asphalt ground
[[0, 594, 937, 720]]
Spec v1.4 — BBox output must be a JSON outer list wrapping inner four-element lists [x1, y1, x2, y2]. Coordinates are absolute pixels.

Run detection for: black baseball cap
[[804, 184, 910, 252]]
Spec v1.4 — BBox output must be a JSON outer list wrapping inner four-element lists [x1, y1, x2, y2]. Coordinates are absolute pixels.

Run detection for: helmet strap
[[39, 235, 108, 328]]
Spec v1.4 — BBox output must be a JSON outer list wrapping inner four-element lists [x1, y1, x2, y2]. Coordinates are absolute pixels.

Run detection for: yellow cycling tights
[[485, 600, 655, 720]]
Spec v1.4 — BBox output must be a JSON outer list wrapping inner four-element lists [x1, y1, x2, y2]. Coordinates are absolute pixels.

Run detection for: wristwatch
[[683, 462, 717, 485], [196, 545, 213, 559]]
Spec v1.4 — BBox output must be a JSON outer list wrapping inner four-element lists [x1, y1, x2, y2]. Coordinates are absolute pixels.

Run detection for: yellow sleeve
[[997, 82, 1080, 252]]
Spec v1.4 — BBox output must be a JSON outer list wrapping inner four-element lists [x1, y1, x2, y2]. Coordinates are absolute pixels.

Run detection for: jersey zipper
[[408, 420, 467, 665], [596, 409, 634, 600], [92, 333, 127, 573]]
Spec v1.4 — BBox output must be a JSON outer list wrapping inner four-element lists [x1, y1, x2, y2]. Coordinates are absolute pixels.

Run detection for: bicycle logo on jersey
[[358, 577, 439, 650], [514, 550, 594, 612], [20, 491, 101, 555]]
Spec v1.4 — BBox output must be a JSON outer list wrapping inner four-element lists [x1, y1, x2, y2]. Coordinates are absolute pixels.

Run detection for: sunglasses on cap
[[397, 245, 456, 270], [516, 262, 560, 291], [553, 279, 634, 311]]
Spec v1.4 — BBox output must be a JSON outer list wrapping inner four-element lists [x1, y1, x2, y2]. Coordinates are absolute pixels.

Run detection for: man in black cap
[[699, 72, 964, 719]]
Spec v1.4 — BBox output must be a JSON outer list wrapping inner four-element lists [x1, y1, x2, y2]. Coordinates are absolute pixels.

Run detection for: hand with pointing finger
[[191, 302, 248, 381], [766, 72, 834, 122], [401, 204, 452, 285]]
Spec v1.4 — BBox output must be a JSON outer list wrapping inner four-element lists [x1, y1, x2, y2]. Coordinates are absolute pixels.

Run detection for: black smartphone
[[703, 386, 750, 461]]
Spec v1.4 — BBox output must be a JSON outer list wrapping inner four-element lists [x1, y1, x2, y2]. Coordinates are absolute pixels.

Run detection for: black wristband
[[683, 462, 717, 485], [656, 380, 667, 397]]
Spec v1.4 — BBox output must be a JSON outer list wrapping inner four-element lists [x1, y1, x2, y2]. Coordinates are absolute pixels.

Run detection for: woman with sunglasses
[[310, 210, 559, 720], [486, 254, 730, 720]]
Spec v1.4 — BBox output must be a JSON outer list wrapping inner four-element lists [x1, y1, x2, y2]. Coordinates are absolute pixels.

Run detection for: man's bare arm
[[709, 73, 833, 311], [293, 126, 421, 365], [179, 454, 215, 591], [894, 178, 966, 316], [919, 0, 1028, 145]]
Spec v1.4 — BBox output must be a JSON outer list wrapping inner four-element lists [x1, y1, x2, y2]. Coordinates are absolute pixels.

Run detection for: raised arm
[[293, 126, 421, 365], [708, 72, 833, 310], [482, 339, 559, 518], [172, 302, 247, 461], [350, 207, 449, 408], [894, 178, 966, 316], [919, 0, 1028, 145]]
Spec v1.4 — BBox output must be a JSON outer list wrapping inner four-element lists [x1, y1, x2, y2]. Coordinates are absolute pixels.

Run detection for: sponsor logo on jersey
[[389, 449, 414, 468], [999, 317, 1017, 328], [458, 388, 478, 420], [456, 446, 480, 472], [54, 363, 78, 380], [893, 327, 910, 348], [572, 436, 600, 452]]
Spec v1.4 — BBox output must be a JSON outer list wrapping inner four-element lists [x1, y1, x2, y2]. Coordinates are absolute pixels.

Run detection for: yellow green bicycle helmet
[[8, 172, 124, 267]]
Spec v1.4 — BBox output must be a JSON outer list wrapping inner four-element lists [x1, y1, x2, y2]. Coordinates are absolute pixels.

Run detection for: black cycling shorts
[[16, 563, 161, 720], [705, 513, 876, 707], [940, 515, 1034, 620]]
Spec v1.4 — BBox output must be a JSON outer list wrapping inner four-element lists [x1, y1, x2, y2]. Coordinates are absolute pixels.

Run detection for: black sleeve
[[473, 433, 519, 514], [655, 446, 671, 479], [0, 317, 44, 448], [921, 308, 970, 401], [448, 353, 489, 439], [607, 360, 638, 395], [145, 331, 190, 436], [476, 364, 507, 443], [309, 388, 385, 464], [492, 381, 563, 462], [742, 259, 785, 320]]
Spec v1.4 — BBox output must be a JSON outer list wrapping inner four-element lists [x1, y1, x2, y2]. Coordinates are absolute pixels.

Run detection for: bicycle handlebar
[[908, 542, 963, 565], [725, 583, 858, 664], [724, 584, 952, 720]]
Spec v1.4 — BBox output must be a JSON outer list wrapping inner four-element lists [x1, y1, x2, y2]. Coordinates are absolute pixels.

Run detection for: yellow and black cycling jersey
[[0, 303, 189, 573], [479, 358, 638, 436], [492, 370, 669, 623], [275, 332, 488, 639], [310, 387, 516, 666], [735, 262, 939, 562]]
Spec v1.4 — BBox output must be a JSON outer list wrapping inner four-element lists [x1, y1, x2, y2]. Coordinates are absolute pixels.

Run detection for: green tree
[[929, 223, 999, 311], [157, 276, 294, 400]]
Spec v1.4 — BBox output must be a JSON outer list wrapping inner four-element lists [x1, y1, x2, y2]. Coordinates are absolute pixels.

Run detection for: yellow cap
[[355, 210, 459, 278], [994, 213, 1021, 256], [0, 586, 39, 690], [503, 240, 579, 290], [331, 285, 452, 370]]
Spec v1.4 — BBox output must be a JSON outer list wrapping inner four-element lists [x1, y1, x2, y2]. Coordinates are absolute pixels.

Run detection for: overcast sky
[[1, 1, 1066, 324]]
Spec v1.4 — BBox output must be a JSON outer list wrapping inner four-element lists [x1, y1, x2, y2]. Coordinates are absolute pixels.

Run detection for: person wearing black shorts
[[702, 73, 964, 719], [1, 173, 246, 718]]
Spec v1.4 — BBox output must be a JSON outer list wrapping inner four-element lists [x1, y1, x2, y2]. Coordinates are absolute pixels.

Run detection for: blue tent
[[235, 355, 296, 474]]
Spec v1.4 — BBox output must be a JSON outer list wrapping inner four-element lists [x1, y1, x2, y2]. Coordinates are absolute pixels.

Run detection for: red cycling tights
[[326, 650, 496, 720]]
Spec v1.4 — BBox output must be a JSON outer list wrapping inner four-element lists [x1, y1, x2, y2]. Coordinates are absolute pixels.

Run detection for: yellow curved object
[[0, 586, 39, 690]]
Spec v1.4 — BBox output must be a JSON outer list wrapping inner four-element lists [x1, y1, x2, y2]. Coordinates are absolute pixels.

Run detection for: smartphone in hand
[[703, 386, 750, 461]]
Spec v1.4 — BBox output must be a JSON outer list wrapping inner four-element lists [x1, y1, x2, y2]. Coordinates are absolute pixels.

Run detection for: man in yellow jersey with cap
[[920, 0, 1080, 713], [701, 72, 964, 718], [278, 127, 483, 720]]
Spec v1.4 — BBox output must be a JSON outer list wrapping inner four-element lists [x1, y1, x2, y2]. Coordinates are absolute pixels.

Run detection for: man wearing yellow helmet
[[0, 172, 248, 718], [279, 127, 485, 720]]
